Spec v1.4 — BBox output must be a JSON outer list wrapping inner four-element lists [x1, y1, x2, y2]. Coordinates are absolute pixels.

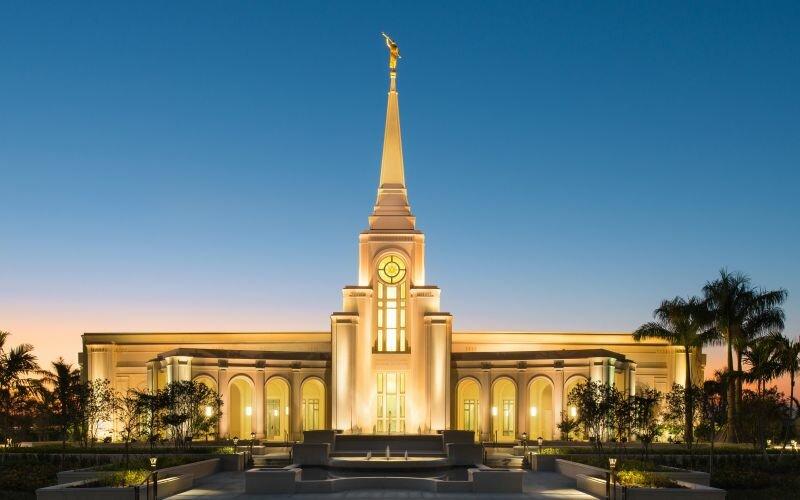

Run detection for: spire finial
[[381, 33, 401, 72]]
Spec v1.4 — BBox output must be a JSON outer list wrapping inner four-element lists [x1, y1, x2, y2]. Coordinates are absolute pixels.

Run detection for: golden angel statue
[[381, 32, 401, 70]]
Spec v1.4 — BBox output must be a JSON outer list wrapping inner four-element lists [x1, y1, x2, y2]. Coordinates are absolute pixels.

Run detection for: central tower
[[330, 35, 452, 434]]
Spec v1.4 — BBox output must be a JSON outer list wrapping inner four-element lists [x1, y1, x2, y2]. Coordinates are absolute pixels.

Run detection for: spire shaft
[[369, 38, 414, 231]]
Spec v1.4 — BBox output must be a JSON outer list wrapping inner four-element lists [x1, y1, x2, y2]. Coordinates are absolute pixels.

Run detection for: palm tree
[[767, 333, 800, 422], [40, 358, 83, 448], [743, 336, 780, 394], [0, 331, 40, 440], [633, 296, 715, 450], [702, 269, 786, 441]]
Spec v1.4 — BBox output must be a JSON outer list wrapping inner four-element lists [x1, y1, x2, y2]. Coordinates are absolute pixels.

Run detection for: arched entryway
[[528, 377, 554, 440], [456, 378, 481, 439], [301, 377, 326, 431], [491, 377, 516, 443], [265, 377, 291, 441], [228, 376, 253, 439], [563, 375, 588, 419]]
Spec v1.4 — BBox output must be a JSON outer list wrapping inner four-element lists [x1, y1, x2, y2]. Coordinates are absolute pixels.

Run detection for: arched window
[[375, 254, 408, 353]]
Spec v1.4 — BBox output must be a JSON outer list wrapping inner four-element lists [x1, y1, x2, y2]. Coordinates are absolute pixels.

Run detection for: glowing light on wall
[[285, 406, 290, 415], [569, 406, 577, 418], [204, 406, 213, 417], [530, 406, 537, 417], [245, 406, 252, 416], [273, 409, 279, 417], [491, 406, 498, 416]]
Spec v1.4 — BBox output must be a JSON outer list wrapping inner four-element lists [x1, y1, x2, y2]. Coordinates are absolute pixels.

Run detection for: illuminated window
[[375, 254, 408, 352], [377, 255, 406, 284]]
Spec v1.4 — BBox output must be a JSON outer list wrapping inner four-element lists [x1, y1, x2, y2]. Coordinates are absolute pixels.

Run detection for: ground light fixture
[[521, 432, 529, 469], [150, 456, 159, 498], [249, 432, 256, 468], [608, 457, 618, 500]]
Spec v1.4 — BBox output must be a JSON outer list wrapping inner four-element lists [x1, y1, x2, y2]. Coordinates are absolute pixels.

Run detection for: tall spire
[[370, 34, 415, 231]]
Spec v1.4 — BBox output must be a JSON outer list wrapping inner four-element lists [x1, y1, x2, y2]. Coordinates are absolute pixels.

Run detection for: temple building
[[80, 41, 704, 443]]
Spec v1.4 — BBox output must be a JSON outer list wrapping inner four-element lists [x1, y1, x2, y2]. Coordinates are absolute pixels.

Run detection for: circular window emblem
[[377, 255, 407, 284]]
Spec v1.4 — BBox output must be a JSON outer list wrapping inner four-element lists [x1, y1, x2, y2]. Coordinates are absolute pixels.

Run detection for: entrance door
[[377, 372, 406, 433], [266, 399, 281, 439]]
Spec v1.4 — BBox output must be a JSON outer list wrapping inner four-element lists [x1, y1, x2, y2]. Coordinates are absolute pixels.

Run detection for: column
[[553, 362, 564, 437], [515, 364, 526, 439], [255, 363, 265, 439], [426, 313, 451, 432], [291, 367, 303, 441], [626, 362, 637, 396], [331, 313, 357, 432], [217, 361, 230, 438], [479, 365, 491, 442]]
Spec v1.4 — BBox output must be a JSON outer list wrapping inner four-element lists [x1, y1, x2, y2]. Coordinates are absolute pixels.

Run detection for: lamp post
[[233, 436, 239, 455], [149, 456, 158, 499], [249, 432, 256, 468], [608, 457, 617, 500], [792, 439, 797, 452], [538, 436, 543, 455], [521, 432, 529, 469]]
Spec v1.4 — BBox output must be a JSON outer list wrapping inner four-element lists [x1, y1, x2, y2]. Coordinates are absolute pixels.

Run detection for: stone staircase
[[485, 454, 524, 469]]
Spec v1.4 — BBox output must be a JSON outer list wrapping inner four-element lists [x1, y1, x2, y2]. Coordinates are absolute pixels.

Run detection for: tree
[[0, 331, 40, 441], [557, 411, 580, 441], [78, 379, 116, 447], [739, 388, 785, 452], [633, 296, 714, 452], [663, 383, 701, 443], [697, 379, 725, 475], [159, 381, 222, 448], [703, 269, 786, 442], [133, 389, 166, 450], [116, 390, 143, 467], [630, 387, 663, 462], [766, 333, 800, 444], [39, 358, 82, 448], [567, 381, 618, 453], [743, 336, 780, 394]]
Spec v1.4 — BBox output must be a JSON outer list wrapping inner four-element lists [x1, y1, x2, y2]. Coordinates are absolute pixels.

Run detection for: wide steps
[[485, 454, 524, 469]]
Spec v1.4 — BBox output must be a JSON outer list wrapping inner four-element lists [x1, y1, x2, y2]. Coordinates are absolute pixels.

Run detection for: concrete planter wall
[[37, 475, 193, 500], [576, 474, 725, 500], [554, 458, 710, 487], [555, 458, 607, 479], [532, 455, 556, 471], [57, 458, 222, 485]]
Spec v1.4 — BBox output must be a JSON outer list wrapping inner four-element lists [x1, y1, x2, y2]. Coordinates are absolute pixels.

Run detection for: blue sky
[[1, 1, 798, 380]]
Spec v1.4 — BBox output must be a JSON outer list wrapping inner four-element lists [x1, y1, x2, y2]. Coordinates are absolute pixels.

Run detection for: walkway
[[166, 471, 596, 499]]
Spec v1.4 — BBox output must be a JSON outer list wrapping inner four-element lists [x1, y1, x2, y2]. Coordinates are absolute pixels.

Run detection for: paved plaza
[[166, 471, 596, 499]]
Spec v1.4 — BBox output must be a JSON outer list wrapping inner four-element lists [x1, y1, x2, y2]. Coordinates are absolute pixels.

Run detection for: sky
[[1, 2, 798, 392]]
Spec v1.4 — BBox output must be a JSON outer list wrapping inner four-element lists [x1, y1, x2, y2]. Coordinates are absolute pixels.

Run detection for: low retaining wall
[[469, 468, 525, 493], [57, 458, 222, 485], [555, 458, 607, 479], [576, 474, 725, 500], [38, 475, 193, 500]]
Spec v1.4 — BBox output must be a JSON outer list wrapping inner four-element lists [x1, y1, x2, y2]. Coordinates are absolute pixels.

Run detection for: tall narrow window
[[375, 254, 408, 352]]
